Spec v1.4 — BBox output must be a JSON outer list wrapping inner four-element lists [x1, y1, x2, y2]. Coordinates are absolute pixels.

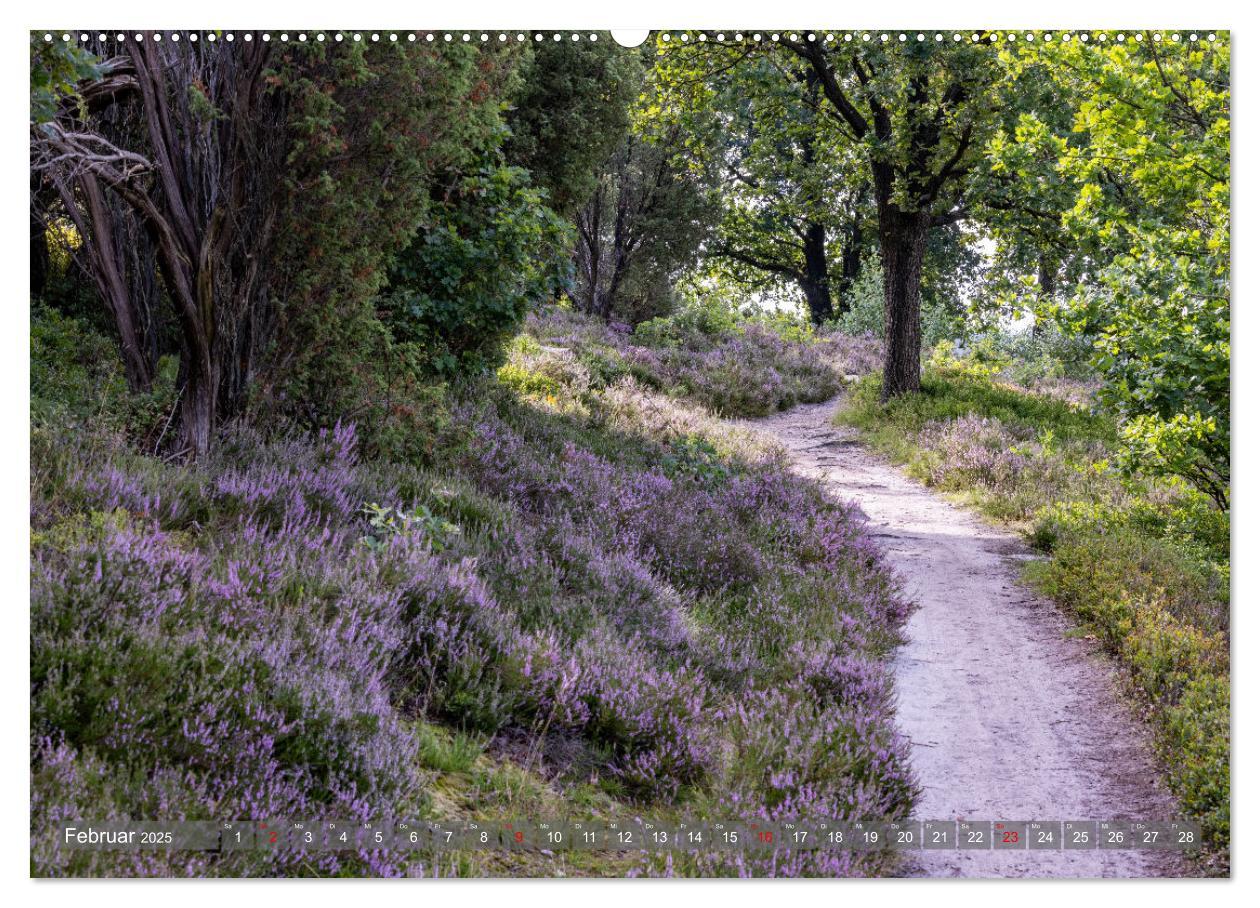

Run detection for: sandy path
[[742, 398, 1185, 878]]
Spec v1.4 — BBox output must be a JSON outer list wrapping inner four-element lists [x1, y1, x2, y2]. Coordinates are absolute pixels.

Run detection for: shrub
[[1033, 529, 1229, 848], [31, 304, 178, 447], [383, 166, 572, 376]]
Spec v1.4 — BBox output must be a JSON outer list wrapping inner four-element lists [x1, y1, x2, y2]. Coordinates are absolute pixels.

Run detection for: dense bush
[[31, 305, 178, 449], [1030, 521, 1229, 852], [382, 165, 572, 375]]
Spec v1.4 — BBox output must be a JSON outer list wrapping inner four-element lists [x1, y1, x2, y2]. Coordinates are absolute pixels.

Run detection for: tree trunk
[[576, 184, 604, 315], [1037, 252, 1057, 299], [799, 221, 834, 324], [1030, 253, 1058, 337], [834, 209, 863, 314], [878, 205, 931, 400], [180, 349, 214, 457], [60, 175, 158, 393]]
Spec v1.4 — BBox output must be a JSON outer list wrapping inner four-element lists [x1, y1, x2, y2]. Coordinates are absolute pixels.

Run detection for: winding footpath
[[742, 398, 1186, 878]]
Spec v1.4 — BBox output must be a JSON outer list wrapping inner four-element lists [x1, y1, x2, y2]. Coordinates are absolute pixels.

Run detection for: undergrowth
[[837, 359, 1229, 868], [31, 305, 911, 878]]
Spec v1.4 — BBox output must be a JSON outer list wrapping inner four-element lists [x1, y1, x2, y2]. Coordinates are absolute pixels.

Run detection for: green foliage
[[633, 299, 744, 348], [991, 326, 1096, 382], [633, 294, 817, 349], [359, 502, 462, 554], [1117, 412, 1226, 508], [31, 304, 127, 428], [503, 38, 642, 217], [651, 47, 867, 318], [495, 362, 563, 399], [29, 34, 101, 124], [989, 33, 1230, 506], [383, 165, 572, 375], [1164, 675, 1229, 847], [660, 435, 731, 487], [31, 304, 178, 446], [358, 375, 455, 467], [267, 40, 525, 422]]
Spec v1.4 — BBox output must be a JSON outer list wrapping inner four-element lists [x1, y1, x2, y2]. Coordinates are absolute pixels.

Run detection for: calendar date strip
[[58, 819, 1203, 852]]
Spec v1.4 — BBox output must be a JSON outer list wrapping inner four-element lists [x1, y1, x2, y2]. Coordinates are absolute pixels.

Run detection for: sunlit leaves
[[990, 33, 1230, 502]]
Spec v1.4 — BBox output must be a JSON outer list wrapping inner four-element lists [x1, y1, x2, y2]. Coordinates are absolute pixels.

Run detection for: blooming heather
[[31, 309, 913, 877]]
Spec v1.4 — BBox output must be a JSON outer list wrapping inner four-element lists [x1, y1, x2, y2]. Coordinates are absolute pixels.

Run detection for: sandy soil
[[742, 398, 1187, 878]]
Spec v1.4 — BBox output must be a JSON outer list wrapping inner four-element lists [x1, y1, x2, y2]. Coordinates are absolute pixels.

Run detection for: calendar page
[[24, 2, 1232, 887]]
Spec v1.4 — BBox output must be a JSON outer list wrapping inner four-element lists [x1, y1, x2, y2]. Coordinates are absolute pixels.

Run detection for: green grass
[[416, 724, 487, 775], [837, 370, 1113, 469], [401, 723, 642, 877], [838, 365, 1230, 870]]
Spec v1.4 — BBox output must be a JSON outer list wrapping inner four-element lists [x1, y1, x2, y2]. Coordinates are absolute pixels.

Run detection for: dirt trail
[[742, 398, 1185, 878]]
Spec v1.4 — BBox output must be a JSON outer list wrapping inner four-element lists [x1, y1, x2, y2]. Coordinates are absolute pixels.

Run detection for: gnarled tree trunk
[[33, 35, 285, 456]]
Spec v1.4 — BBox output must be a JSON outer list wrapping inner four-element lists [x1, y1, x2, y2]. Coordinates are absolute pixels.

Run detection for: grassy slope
[[837, 365, 1230, 870], [32, 306, 912, 878]]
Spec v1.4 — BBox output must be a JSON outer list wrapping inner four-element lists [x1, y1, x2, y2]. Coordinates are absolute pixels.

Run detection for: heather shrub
[[524, 305, 879, 418], [724, 688, 916, 823], [662, 325, 844, 417], [32, 306, 916, 877], [31, 519, 422, 876]]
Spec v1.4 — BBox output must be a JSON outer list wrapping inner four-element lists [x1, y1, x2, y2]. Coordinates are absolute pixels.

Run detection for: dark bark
[[32, 35, 286, 455], [877, 195, 931, 400], [83, 177, 156, 392], [30, 176, 49, 298], [834, 207, 863, 314], [575, 181, 604, 315], [795, 80, 834, 325], [30, 214, 48, 299], [1037, 252, 1057, 299], [799, 221, 834, 324], [48, 173, 158, 392]]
